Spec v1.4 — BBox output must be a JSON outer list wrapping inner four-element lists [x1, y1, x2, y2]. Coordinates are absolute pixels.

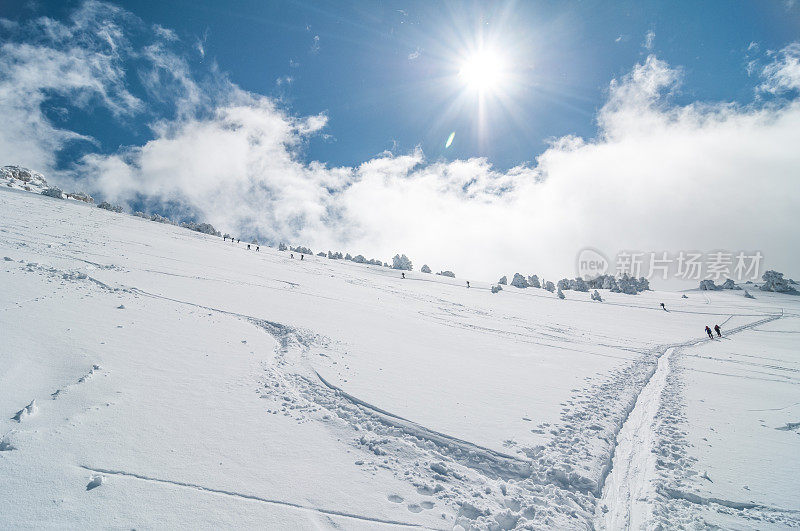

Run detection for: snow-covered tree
[[760, 270, 795, 293], [637, 277, 650, 291], [528, 275, 541, 288], [317, 252, 326, 257], [557, 278, 570, 291], [392, 254, 413, 271], [743, 290, 755, 299], [569, 278, 589, 292], [421, 264, 432, 273], [699, 279, 720, 291], [41, 187, 63, 199], [557, 287, 565, 299], [97, 201, 123, 213], [591, 289, 602, 302], [436, 270, 455, 278], [720, 278, 741, 290], [498, 276, 507, 285], [278, 242, 287, 251], [544, 280, 555, 292], [511, 273, 529, 288], [491, 284, 503, 294], [345, 253, 352, 260], [351, 254, 366, 263]]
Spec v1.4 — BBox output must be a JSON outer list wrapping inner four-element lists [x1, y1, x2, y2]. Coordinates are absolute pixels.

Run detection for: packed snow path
[[1, 188, 799, 529]]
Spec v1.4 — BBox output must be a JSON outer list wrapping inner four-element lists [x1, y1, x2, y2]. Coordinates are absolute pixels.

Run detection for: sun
[[458, 49, 508, 93]]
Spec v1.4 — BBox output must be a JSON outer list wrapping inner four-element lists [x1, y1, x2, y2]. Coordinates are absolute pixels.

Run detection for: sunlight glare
[[458, 49, 507, 93]]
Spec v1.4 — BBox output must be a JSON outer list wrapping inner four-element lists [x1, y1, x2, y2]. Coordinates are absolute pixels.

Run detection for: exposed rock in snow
[[591, 290, 603, 302], [498, 276, 507, 285], [491, 284, 503, 294]]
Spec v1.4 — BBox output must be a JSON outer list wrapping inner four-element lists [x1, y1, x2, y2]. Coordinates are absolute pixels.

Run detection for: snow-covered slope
[[1, 188, 798, 529]]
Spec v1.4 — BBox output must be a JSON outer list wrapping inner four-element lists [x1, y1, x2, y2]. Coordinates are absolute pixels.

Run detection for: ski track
[[596, 312, 784, 530], [5, 246, 792, 529], [78, 466, 442, 529]]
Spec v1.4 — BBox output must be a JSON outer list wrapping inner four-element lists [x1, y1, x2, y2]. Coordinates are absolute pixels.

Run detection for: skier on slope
[[660, 302, 666, 311], [714, 324, 722, 337], [301, 254, 304, 260], [466, 281, 470, 288], [401, 272, 405, 279], [247, 244, 251, 250], [705, 325, 714, 339]]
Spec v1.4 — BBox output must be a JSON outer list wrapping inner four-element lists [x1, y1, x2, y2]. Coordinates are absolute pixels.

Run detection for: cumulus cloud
[[1, 1, 799, 281]]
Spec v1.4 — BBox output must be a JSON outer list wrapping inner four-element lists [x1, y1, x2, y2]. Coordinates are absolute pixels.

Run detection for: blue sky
[[1, 1, 799, 281], [3, 0, 798, 169]]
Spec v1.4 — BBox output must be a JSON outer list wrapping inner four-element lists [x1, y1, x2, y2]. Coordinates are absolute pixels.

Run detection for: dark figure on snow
[[660, 302, 666, 311], [401, 272, 405, 279], [466, 281, 470, 288], [301, 254, 304, 260], [247, 244, 251, 250], [714, 324, 721, 337], [223, 235, 227, 241], [705, 326, 714, 339], [237, 239, 240, 243], [256, 246, 259, 251], [290, 253, 294, 259]]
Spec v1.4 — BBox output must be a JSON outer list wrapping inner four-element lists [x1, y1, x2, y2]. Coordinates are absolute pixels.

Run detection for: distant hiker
[[401, 272, 405, 279], [705, 326, 713, 339], [290, 253, 294, 259], [301, 254, 304, 260], [223, 235, 227, 241], [256, 245, 260, 251], [660, 302, 666, 311], [714, 324, 722, 337], [247, 244, 251, 250], [237, 239, 240, 243], [466, 281, 470, 288]]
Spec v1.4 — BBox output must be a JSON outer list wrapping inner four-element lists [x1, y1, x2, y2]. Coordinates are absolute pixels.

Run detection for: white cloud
[[310, 35, 320, 54], [644, 30, 655, 51], [2, 2, 799, 281], [408, 48, 421, 60], [760, 42, 800, 93]]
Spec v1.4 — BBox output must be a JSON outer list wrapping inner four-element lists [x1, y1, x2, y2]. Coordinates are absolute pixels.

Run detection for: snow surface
[[1, 187, 798, 529]]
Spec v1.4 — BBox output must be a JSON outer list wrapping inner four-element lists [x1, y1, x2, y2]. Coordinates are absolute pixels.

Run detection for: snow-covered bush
[[720, 279, 741, 290], [67, 191, 94, 203], [291, 246, 313, 255], [278, 243, 288, 251], [97, 201, 123, 213], [345, 253, 352, 260], [743, 290, 755, 299], [511, 273, 529, 288], [437, 270, 456, 278], [557, 278, 570, 291], [392, 254, 413, 271], [591, 289, 602, 302], [491, 285, 503, 294], [699, 279, 720, 291], [327, 251, 343, 259], [180, 221, 221, 236], [528, 275, 541, 288], [617, 274, 640, 295], [760, 270, 797, 293], [317, 252, 326, 257], [498, 276, 507, 285], [41, 187, 64, 199], [133, 211, 149, 219], [557, 287, 565, 299], [421, 264, 432, 273], [544, 280, 555, 292], [351, 254, 366, 263]]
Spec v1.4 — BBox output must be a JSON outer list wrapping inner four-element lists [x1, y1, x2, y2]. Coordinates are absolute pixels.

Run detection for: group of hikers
[[706, 324, 723, 338]]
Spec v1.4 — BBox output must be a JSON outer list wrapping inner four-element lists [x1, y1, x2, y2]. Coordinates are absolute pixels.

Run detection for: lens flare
[[445, 131, 455, 148]]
